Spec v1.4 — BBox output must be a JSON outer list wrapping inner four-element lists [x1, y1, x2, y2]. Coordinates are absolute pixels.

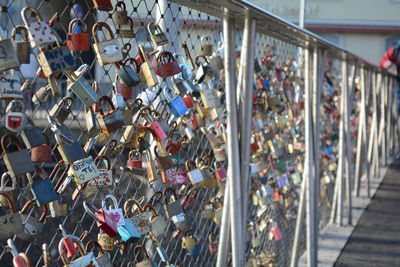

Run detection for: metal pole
[[373, 72, 382, 178], [299, 0, 306, 28], [223, 16, 244, 267], [239, 16, 257, 254], [290, 169, 307, 267], [304, 47, 317, 267], [216, 180, 231, 267]]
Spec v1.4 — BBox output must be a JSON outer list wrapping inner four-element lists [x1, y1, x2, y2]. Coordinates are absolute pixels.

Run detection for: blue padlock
[[187, 243, 201, 256], [27, 169, 58, 206], [117, 218, 141, 242], [163, 86, 188, 118]]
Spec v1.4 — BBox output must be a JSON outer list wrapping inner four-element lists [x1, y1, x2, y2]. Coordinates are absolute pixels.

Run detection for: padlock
[[111, 81, 127, 110], [180, 188, 198, 209], [65, 65, 100, 107], [213, 145, 226, 162], [0, 30, 20, 72], [138, 45, 158, 87], [4, 100, 29, 132], [18, 199, 47, 240], [213, 197, 223, 225], [154, 144, 175, 171], [101, 194, 125, 228], [270, 222, 283, 240], [117, 59, 141, 88], [209, 54, 224, 73], [92, 0, 113, 11], [97, 231, 115, 251], [59, 235, 100, 266], [37, 36, 76, 77], [94, 156, 113, 186], [194, 55, 212, 84], [1, 134, 34, 178], [92, 22, 123, 65], [112, 1, 128, 25], [174, 52, 193, 81], [201, 201, 215, 219], [21, 7, 55, 48], [117, 17, 135, 38], [182, 230, 197, 250], [49, 196, 68, 218], [200, 81, 219, 109], [0, 193, 23, 239], [126, 149, 146, 175], [11, 25, 30, 65], [208, 233, 219, 255], [97, 96, 124, 135], [20, 122, 46, 150], [131, 245, 153, 267], [200, 35, 213, 56], [7, 239, 30, 267], [187, 243, 201, 256], [124, 198, 150, 236], [155, 51, 181, 78], [0, 172, 18, 210], [174, 163, 188, 185], [69, 156, 100, 185], [214, 161, 227, 181], [85, 240, 113, 267], [186, 160, 204, 184], [49, 97, 73, 123], [143, 204, 168, 238], [67, 18, 90, 51], [59, 225, 78, 260], [140, 107, 168, 142], [0, 70, 23, 100], [164, 86, 189, 118], [26, 167, 58, 205], [83, 201, 118, 238], [148, 22, 168, 47], [152, 107, 172, 135], [163, 187, 184, 219], [197, 157, 218, 188]]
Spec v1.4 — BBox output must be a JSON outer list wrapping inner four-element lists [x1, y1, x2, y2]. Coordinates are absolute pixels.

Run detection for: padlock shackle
[[147, 22, 162, 35], [85, 240, 105, 256], [165, 141, 180, 155], [157, 51, 175, 64], [20, 199, 48, 222], [83, 200, 102, 223], [195, 55, 209, 67], [182, 41, 195, 70], [1, 134, 25, 154], [186, 188, 198, 199], [123, 198, 143, 218], [128, 149, 141, 161], [185, 160, 197, 172], [114, 1, 127, 11], [208, 233, 218, 243], [133, 245, 150, 261], [68, 18, 87, 33], [162, 86, 177, 102], [92, 22, 114, 43], [123, 57, 140, 73], [21, 7, 43, 24], [203, 200, 216, 210], [95, 156, 111, 170], [58, 96, 74, 110], [11, 25, 29, 41], [0, 193, 17, 213], [59, 235, 87, 265], [7, 239, 20, 257], [149, 191, 163, 206], [102, 194, 119, 211], [183, 229, 194, 237], [173, 52, 187, 65], [98, 96, 116, 116], [0, 172, 16, 190], [163, 187, 178, 204], [143, 204, 159, 219], [213, 197, 223, 208]]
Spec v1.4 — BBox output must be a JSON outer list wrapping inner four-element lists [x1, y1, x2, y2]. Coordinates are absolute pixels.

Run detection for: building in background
[[250, 0, 400, 66]]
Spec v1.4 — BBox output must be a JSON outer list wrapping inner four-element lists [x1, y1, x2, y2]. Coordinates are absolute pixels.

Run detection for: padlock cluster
[[0, 1, 336, 266]]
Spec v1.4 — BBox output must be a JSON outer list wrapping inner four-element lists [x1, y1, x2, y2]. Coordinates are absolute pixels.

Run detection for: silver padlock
[[5, 100, 28, 132]]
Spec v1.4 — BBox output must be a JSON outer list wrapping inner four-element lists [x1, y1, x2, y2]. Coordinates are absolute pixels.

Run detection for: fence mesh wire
[[0, 0, 372, 266]]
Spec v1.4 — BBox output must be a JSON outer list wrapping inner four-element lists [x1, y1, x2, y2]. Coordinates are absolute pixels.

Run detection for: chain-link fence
[[0, 0, 397, 266]]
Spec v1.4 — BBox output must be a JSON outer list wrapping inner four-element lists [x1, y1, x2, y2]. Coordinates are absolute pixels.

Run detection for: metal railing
[[0, 0, 397, 266]]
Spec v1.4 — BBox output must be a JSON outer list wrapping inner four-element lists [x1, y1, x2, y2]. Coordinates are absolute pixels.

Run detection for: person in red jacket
[[380, 44, 400, 113]]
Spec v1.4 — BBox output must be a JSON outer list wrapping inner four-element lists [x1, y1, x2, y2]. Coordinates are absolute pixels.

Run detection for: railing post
[[304, 46, 317, 267]]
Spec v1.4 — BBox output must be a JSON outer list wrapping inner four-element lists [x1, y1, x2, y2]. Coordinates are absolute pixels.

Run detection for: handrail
[[171, 0, 396, 75]]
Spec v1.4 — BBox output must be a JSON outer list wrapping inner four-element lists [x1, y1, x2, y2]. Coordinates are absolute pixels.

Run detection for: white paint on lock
[[171, 213, 185, 223], [71, 156, 100, 184]]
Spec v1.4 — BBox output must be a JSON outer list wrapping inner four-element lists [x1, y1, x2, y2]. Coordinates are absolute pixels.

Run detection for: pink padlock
[[271, 225, 282, 240], [214, 161, 227, 181], [174, 164, 188, 185]]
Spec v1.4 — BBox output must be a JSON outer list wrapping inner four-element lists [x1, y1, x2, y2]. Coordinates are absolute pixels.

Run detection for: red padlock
[[189, 115, 199, 131], [208, 233, 219, 255], [67, 19, 90, 51], [59, 225, 78, 260], [180, 188, 198, 209], [155, 51, 181, 78], [214, 162, 227, 181], [174, 164, 188, 185], [270, 224, 283, 240], [8, 239, 29, 267], [166, 141, 181, 155], [183, 95, 194, 108], [141, 107, 167, 142], [161, 168, 176, 184], [115, 74, 133, 100], [31, 133, 52, 163], [127, 150, 145, 174], [83, 201, 118, 238], [92, 0, 113, 11]]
